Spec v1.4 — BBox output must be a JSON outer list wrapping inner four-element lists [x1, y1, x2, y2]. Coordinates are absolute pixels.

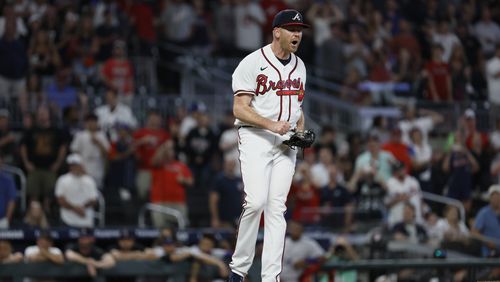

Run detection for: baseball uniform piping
[[234, 90, 255, 96], [260, 48, 283, 121], [287, 55, 298, 122]]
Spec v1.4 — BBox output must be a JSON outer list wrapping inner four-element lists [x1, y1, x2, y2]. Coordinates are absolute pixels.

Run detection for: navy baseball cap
[[272, 9, 310, 29]]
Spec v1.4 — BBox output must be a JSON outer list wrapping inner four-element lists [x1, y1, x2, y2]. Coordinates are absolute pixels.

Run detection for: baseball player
[[229, 9, 309, 282]]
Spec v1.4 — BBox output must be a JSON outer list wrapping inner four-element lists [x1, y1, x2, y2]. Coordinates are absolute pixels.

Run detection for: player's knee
[[245, 199, 266, 213]]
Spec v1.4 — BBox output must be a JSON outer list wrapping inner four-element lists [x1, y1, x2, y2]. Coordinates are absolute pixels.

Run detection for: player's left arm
[[296, 111, 305, 132]]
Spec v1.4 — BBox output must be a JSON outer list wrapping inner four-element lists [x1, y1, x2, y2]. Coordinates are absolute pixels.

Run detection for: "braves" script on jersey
[[255, 74, 304, 100]]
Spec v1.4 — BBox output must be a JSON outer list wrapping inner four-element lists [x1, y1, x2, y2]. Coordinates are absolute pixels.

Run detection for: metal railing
[[421, 191, 466, 224], [95, 190, 105, 227], [1, 165, 27, 212], [138, 203, 188, 229]]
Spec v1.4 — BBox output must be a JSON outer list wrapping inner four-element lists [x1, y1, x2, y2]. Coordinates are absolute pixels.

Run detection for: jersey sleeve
[[232, 55, 256, 96]]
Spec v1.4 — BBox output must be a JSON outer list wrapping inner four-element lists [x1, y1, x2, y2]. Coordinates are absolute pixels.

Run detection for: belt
[[237, 125, 254, 129]]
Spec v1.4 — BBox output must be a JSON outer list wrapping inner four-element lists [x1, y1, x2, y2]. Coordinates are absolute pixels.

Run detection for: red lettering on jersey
[[255, 74, 304, 98]]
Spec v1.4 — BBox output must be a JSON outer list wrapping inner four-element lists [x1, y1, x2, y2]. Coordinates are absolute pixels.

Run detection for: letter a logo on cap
[[292, 13, 301, 21]]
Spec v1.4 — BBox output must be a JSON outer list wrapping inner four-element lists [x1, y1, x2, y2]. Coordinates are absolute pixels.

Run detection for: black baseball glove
[[283, 130, 316, 149]]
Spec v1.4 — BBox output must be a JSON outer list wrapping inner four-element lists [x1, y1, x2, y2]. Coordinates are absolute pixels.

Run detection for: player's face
[[278, 26, 303, 53]]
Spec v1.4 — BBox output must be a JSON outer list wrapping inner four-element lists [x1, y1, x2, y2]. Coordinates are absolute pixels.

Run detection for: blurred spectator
[[471, 185, 500, 257], [391, 47, 419, 98], [320, 164, 355, 230], [443, 128, 479, 212], [72, 16, 99, 83], [473, 7, 500, 58], [349, 133, 394, 213], [370, 115, 390, 144], [382, 126, 413, 171], [0, 109, 16, 165], [95, 9, 120, 62], [456, 21, 482, 68], [45, 68, 78, 116], [65, 229, 115, 280], [288, 162, 320, 223], [119, 0, 157, 56], [409, 127, 432, 192], [463, 109, 489, 152], [0, 155, 16, 229], [398, 105, 443, 145], [385, 161, 423, 227], [209, 157, 243, 229], [281, 221, 326, 282], [133, 110, 170, 202], [234, 0, 265, 53], [213, 0, 236, 56], [260, 0, 287, 37], [487, 44, 500, 107], [344, 27, 370, 78], [367, 10, 390, 51], [435, 205, 470, 247], [390, 19, 420, 66], [315, 22, 346, 84], [0, 240, 22, 263], [490, 117, 500, 152], [70, 113, 110, 188], [423, 44, 452, 102], [0, 7, 28, 103], [432, 20, 461, 62], [184, 112, 217, 227], [20, 106, 68, 212], [28, 29, 61, 78], [313, 125, 338, 158], [107, 123, 136, 203], [108, 229, 148, 261], [55, 154, 98, 228], [150, 139, 193, 228], [311, 147, 335, 188], [449, 45, 472, 101], [324, 236, 359, 282], [21, 73, 45, 115], [23, 200, 49, 229], [160, 0, 196, 44], [306, 1, 343, 48], [218, 114, 239, 176], [24, 231, 64, 264], [100, 40, 135, 102], [391, 202, 428, 244], [95, 88, 137, 141], [0, 4, 28, 38], [187, 234, 229, 281], [354, 132, 394, 183]]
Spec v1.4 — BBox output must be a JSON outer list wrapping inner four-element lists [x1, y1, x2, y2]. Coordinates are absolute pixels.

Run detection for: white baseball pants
[[230, 127, 297, 282]]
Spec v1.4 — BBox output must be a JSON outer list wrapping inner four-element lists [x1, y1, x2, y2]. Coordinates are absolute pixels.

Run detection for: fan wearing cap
[[384, 161, 423, 227], [55, 154, 98, 228], [230, 9, 309, 282], [65, 228, 115, 280], [471, 185, 500, 256]]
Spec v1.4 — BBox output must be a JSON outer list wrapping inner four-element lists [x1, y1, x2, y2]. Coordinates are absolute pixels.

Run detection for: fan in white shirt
[[24, 232, 64, 264]]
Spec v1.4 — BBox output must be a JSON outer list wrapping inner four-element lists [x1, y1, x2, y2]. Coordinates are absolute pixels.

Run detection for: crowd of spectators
[[0, 0, 500, 281]]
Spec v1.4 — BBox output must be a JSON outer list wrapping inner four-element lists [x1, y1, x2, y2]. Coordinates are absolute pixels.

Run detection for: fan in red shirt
[[382, 126, 413, 172], [133, 110, 170, 202], [150, 140, 193, 228], [288, 163, 320, 224], [101, 40, 134, 97], [423, 44, 452, 102]]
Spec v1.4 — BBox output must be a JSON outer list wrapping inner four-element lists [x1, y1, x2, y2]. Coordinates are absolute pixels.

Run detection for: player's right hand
[[270, 121, 291, 135]]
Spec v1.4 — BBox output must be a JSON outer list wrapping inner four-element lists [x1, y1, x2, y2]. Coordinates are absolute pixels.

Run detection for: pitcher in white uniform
[[229, 9, 310, 282]]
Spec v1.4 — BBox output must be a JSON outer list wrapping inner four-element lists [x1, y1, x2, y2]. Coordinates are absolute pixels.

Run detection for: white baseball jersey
[[232, 44, 306, 128], [230, 43, 307, 282]]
